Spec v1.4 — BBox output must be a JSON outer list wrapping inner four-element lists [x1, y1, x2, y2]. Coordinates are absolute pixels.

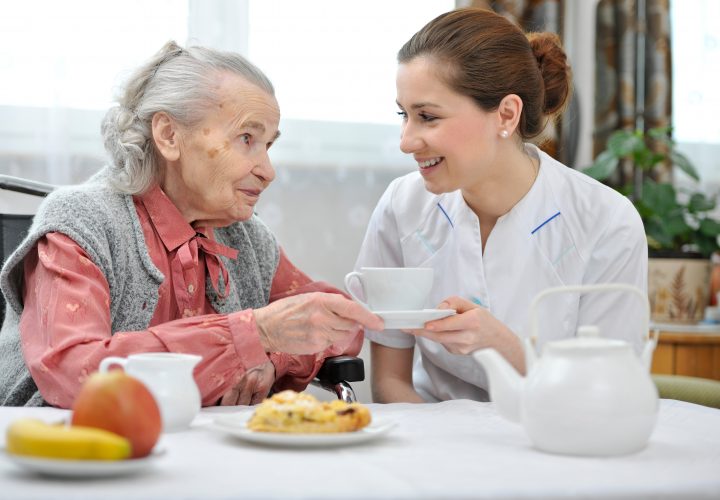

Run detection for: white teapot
[[472, 283, 659, 456]]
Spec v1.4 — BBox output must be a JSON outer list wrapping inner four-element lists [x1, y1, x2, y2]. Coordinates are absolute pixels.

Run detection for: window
[[248, 1, 448, 125], [670, 0, 720, 189], [0, 0, 188, 184], [198, 0, 454, 169], [0, 0, 188, 110], [0, 0, 454, 185]]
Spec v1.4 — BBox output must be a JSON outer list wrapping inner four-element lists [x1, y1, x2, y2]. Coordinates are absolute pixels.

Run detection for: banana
[[6, 418, 131, 460]]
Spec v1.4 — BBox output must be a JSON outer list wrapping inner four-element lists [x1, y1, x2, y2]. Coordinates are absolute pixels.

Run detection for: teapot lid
[[547, 325, 629, 351]]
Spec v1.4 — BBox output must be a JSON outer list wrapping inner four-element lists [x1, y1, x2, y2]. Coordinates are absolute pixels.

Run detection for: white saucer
[[373, 309, 456, 329], [4, 448, 164, 478]]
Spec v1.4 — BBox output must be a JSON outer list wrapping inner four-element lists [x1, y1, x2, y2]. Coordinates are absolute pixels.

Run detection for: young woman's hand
[[404, 296, 526, 374]]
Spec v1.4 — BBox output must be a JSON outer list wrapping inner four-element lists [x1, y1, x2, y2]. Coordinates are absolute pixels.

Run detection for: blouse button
[[188, 284, 195, 294]]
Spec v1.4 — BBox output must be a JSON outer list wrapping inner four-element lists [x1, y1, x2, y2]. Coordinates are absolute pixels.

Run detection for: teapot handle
[[529, 283, 650, 351]]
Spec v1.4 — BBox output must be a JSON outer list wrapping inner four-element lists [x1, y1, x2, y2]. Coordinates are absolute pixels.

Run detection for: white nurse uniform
[[354, 145, 648, 402]]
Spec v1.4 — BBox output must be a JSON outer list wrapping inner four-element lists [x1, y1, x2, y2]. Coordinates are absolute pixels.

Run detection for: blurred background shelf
[[651, 324, 720, 381]]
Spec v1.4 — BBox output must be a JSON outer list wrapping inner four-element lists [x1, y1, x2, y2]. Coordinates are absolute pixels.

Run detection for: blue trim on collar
[[531, 211, 561, 234], [437, 202, 454, 228]]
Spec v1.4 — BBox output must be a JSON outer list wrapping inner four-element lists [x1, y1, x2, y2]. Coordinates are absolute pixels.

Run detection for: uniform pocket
[[400, 215, 455, 268]]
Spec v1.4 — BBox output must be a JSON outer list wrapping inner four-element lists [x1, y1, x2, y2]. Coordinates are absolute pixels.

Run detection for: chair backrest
[[653, 374, 720, 409], [0, 175, 55, 325], [0, 214, 35, 325]]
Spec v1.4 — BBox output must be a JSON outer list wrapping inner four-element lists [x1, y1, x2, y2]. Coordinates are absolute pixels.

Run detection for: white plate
[[212, 415, 396, 448], [4, 448, 163, 478], [373, 309, 456, 329]]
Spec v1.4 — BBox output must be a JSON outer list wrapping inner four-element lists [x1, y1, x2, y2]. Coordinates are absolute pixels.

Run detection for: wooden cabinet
[[651, 326, 720, 381]]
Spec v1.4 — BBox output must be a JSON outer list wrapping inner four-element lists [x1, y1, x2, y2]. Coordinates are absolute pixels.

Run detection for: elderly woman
[[0, 41, 383, 408]]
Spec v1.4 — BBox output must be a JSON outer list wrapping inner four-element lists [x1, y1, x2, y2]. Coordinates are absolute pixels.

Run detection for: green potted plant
[[584, 127, 720, 323]]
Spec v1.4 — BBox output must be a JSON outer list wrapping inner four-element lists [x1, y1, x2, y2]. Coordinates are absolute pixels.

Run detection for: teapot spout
[[472, 348, 524, 423]]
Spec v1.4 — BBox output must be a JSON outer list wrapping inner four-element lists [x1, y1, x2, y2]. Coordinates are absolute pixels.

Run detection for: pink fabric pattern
[[19, 185, 361, 408]]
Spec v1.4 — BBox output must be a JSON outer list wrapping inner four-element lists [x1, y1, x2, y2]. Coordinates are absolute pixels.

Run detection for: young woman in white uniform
[[354, 8, 648, 403]]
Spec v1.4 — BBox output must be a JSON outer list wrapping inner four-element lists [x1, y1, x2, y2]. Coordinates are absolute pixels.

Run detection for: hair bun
[[528, 32, 572, 117]]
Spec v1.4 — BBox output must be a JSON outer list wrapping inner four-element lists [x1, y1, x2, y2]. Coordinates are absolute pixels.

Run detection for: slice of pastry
[[247, 390, 371, 433]]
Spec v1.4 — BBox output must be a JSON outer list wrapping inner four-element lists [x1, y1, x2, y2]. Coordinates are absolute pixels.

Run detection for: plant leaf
[[687, 192, 716, 213], [696, 233, 720, 258], [644, 216, 675, 249], [583, 150, 618, 180], [633, 148, 657, 170], [671, 151, 700, 181], [650, 152, 666, 166], [608, 130, 644, 157], [663, 212, 692, 238], [648, 126, 674, 146], [638, 181, 678, 216], [699, 218, 720, 238]]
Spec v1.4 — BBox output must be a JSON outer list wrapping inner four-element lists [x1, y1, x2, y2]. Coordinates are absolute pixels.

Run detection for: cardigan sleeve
[[19, 233, 268, 408]]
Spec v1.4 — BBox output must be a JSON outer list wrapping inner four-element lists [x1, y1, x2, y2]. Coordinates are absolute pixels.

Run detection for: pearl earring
[[500, 130, 509, 139]]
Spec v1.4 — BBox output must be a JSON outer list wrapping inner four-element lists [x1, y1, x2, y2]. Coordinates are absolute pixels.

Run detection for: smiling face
[[396, 56, 503, 195], [159, 72, 281, 227]]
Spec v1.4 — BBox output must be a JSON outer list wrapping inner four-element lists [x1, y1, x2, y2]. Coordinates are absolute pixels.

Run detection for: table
[[651, 323, 720, 380], [1, 400, 719, 499]]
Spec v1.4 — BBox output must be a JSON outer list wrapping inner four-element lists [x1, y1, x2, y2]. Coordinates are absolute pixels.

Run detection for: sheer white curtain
[[0, 0, 453, 286], [3, 1, 716, 269], [0, 0, 188, 186]]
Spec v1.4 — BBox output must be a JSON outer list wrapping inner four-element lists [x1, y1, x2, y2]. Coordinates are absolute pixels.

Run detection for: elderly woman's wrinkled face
[[169, 73, 280, 227]]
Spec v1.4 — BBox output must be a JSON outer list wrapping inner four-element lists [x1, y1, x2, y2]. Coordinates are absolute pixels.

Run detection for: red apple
[[71, 371, 162, 458]]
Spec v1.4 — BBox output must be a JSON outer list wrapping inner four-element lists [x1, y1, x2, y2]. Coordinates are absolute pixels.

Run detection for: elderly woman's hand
[[220, 360, 276, 406], [253, 292, 383, 354]]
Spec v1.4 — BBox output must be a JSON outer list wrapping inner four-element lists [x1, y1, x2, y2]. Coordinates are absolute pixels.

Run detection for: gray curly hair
[[101, 41, 275, 194]]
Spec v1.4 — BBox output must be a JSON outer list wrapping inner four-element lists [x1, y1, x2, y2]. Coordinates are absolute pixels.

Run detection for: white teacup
[[99, 353, 202, 433], [344, 267, 434, 311]]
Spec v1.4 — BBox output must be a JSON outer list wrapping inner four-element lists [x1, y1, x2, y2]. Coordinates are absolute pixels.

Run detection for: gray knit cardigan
[[0, 171, 279, 406]]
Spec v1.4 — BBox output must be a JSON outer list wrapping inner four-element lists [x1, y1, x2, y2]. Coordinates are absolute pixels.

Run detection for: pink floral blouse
[[19, 185, 361, 408]]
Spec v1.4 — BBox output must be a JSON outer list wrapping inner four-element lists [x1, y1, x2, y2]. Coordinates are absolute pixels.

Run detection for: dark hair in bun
[[398, 8, 572, 139]]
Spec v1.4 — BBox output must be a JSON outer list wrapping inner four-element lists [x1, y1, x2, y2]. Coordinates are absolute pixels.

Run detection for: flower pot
[[648, 255, 711, 324]]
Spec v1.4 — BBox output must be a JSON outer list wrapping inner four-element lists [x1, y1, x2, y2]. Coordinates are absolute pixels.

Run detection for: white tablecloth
[[1, 399, 719, 499]]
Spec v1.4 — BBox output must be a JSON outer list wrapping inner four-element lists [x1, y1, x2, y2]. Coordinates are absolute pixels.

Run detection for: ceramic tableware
[[473, 283, 658, 457], [344, 267, 433, 311], [100, 353, 202, 432]]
